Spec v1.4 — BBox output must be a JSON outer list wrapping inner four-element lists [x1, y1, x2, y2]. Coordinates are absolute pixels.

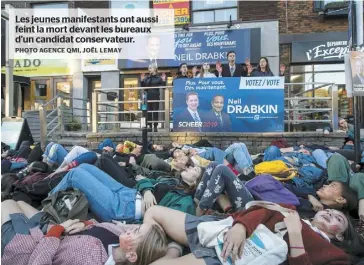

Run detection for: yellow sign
[[153, 0, 190, 25], [83, 59, 116, 66], [1, 59, 70, 77]]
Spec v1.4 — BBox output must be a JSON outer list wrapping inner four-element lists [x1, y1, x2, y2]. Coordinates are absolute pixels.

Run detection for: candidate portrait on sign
[[353, 58, 364, 86], [124, 35, 165, 69], [175, 92, 207, 132], [205, 95, 232, 132]]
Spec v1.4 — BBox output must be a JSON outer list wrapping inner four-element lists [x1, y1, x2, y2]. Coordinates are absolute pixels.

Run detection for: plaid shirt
[[2, 221, 140, 265]]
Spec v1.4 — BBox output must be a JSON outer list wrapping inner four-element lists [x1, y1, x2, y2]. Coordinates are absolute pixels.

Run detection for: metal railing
[[92, 86, 172, 133], [37, 82, 339, 142], [285, 82, 338, 132], [39, 95, 91, 148], [91, 82, 339, 134]]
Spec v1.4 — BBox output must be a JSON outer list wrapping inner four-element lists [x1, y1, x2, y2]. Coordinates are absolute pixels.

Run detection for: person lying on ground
[[224, 143, 254, 176], [1, 141, 32, 174], [285, 181, 358, 219], [50, 163, 205, 221], [264, 145, 332, 169], [171, 142, 227, 165], [194, 162, 254, 216], [327, 153, 364, 226], [143, 205, 361, 265], [1, 199, 172, 265], [42, 142, 91, 169], [170, 148, 212, 168]]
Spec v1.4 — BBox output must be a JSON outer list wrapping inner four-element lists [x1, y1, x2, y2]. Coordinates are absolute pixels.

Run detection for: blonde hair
[[121, 224, 168, 265]]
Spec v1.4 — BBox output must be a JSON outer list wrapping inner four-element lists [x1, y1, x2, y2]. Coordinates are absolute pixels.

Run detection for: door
[[30, 79, 51, 110]]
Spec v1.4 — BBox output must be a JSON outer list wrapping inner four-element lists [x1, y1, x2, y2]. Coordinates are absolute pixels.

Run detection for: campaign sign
[[119, 28, 261, 69], [172, 77, 284, 132]]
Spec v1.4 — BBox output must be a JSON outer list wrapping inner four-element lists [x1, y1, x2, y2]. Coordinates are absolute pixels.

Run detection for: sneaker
[[242, 166, 254, 176]]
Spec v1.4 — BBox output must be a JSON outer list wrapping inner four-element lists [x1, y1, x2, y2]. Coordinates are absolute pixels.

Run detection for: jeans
[[9, 162, 27, 171], [263, 146, 282, 161], [51, 164, 138, 222], [59, 146, 90, 168], [311, 149, 333, 169], [195, 162, 254, 211], [43, 142, 68, 165], [199, 147, 225, 164], [224, 143, 253, 173]]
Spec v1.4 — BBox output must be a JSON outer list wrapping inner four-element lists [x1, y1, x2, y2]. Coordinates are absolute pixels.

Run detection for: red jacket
[[231, 205, 350, 265]]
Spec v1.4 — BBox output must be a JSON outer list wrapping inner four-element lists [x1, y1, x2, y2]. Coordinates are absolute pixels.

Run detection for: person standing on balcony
[[196, 63, 216, 78], [140, 63, 166, 132], [246, 57, 275, 77], [216, 51, 244, 77]]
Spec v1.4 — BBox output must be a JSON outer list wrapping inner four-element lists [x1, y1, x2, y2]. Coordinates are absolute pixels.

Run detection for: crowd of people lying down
[[1, 137, 364, 265]]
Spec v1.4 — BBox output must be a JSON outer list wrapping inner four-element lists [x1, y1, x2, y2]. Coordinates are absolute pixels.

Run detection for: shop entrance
[[27, 79, 51, 110]]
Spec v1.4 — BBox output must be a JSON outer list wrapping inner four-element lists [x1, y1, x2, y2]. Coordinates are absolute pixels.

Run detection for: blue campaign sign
[[119, 28, 261, 69], [172, 77, 284, 133]]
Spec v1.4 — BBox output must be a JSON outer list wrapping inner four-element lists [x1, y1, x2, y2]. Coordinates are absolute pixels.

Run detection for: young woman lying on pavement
[[50, 163, 205, 221], [143, 205, 361, 265], [1, 200, 173, 265]]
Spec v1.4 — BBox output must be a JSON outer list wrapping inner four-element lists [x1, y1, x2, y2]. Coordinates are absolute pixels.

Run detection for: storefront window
[[288, 62, 350, 131], [110, 0, 150, 9]]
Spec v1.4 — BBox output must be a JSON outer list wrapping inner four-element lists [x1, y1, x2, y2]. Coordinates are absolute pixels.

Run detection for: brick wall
[[238, 1, 348, 35], [277, 1, 348, 35], [239, 1, 278, 21], [85, 132, 346, 154], [279, 44, 291, 67]]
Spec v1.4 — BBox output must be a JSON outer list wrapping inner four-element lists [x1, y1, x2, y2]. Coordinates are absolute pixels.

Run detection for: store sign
[[153, 0, 190, 25], [1, 59, 70, 77], [82, 59, 118, 72], [350, 51, 364, 97], [292, 40, 364, 63], [120, 28, 261, 69]]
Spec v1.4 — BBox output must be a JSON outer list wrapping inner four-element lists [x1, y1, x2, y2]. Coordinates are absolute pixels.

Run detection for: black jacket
[[220, 64, 244, 77], [141, 74, 166, 95]]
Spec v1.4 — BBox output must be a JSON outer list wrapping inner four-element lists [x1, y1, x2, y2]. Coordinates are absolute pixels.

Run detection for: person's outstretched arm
[[143, 206, 189, 246]]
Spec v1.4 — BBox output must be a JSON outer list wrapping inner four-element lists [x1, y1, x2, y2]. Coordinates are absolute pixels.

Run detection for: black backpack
[[12, 171, 66, 208]]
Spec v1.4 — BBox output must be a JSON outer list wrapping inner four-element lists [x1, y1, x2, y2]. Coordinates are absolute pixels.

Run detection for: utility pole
[[350, 0, 364, 163], [4, 4, 14, 117], [141, 89, 148, 154]]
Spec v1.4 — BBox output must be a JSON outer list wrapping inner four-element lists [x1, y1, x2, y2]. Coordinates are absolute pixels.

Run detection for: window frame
[[313, 0, 349, 16], [31, 2, 69, 9], [191, 0, 238, 24]]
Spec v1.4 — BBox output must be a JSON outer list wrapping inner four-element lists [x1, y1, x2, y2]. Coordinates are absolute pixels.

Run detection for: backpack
[[41, 188, 89, 224], [245, 174, 300, 206], [255, 161, 297, 181], [12, 171, 65, 208]]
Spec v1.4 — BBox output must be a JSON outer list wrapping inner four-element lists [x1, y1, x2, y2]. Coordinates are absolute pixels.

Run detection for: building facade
[[2, 0, 362, 130]]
